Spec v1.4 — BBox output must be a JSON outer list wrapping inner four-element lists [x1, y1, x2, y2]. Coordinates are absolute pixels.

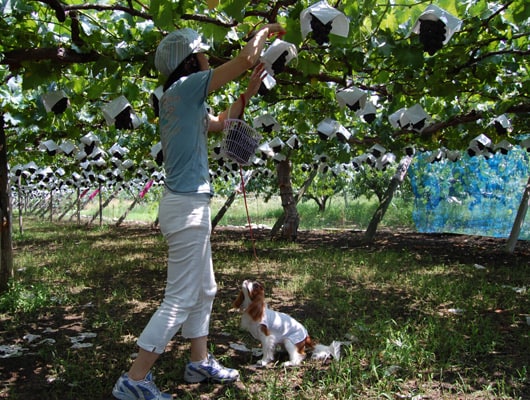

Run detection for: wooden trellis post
[[116, 180, 153, 226], [87, 183, 122, 225], [212, 169, 255, 231], [58, 188, 83, 221]]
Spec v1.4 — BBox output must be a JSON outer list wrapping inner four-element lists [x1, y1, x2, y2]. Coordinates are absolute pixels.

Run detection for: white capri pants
[[137, 191, 217, 354]]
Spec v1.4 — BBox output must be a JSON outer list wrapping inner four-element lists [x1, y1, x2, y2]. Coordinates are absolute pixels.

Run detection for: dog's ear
[[233, 290, 244, 309], [246, 296, 265, 322]]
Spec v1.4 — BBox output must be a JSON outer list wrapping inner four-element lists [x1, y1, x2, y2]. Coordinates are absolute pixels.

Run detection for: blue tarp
[[409, 147, 530, 239]]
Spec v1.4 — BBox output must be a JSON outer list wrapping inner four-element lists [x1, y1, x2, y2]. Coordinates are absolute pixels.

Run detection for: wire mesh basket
[[221, 118, 262, 165]]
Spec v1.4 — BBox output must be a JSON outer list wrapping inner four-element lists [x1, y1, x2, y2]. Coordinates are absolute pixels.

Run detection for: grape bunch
[[271, 143, 283, 153], [467, 147, 478, 157], [45, 147, 57, 156], [260, 123, 275, 133], [114, 106, 134, 130], [347, 100, 361, 112], [51, 97, 68, 114], [412, 118, 426, 132], [213, 145, 222, 157], [271, 50, 289, 75], [498, 145, 509, 155], [84, 142, 96, 157], [362, 113, 376, 123], [258, 82, 269, 96], [317, 130, 330, 141], [151, 93, 160, 117], [154, 150, 164, 166], [310, 13, 333, 45], [494, 121, 507, 134], [336, 131, 349, 143], [418, 19, 446, 55]]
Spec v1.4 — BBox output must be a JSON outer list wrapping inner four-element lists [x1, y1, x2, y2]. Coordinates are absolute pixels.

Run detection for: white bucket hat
[[154, 28, 210, 77]]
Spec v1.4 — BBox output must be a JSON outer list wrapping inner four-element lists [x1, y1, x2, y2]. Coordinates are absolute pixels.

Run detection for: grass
[[1, 198, 529, 399], [73, 192, 414, 230]]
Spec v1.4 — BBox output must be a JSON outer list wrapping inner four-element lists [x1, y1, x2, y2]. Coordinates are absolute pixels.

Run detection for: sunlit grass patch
[[1, 216, 528, 399]]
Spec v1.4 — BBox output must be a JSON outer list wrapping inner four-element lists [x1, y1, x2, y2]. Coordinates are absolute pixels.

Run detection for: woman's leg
[[190, 336, 208, 362], [129, 194, 212, 373], [127, 349, 160, 381]]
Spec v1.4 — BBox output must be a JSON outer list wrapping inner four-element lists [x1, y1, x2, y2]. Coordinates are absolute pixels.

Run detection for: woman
[[113, 23, 285, 400]]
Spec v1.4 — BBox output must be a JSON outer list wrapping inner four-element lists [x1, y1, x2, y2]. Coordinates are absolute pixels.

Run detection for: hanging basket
[[221, 119, 261, 165]]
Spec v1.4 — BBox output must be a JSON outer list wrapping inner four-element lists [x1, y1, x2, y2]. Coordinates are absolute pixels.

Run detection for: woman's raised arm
[[207, 23, 285, 94]]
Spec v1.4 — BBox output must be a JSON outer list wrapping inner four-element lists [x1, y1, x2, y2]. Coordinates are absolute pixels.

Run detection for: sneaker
[[112, 371, 172, 400], [184, 354, 240, 383]]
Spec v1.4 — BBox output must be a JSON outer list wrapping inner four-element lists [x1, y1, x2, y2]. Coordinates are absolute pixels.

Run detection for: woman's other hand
[[244, 63, 267, 99]]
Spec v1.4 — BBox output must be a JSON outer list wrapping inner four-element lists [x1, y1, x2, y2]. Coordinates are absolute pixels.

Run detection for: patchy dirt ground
[[221, 227, 530, 398], [1, 225, 529, 399], [216, 225, 530, 267]]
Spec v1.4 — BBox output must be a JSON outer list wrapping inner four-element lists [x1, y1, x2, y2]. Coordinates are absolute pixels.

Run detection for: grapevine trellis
[[8, 119, 530, 249], [5, 0, 530, 240]]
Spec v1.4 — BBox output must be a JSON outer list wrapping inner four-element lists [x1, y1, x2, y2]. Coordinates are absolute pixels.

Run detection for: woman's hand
[[262, 23, 286, 38], [244, 63, 267, 100], [208, 23, 286, 94]]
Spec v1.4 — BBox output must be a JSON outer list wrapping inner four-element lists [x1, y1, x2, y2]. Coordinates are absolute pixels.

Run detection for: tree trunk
[[276, 159, 299, 241], [505, 175, 530, 254], [77, 187, 82, 224], [317, 195, 329, 212], [49, 189, 53, 221], [363, 155, 413, 243], [271, 167, 318, 238], [0, 115, 14, 293]]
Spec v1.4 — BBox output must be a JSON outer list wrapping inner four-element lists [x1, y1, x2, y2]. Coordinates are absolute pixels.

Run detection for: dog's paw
[[257, 359, 269, 367], [282, 360, 302, 367], [251, 362, 267, 368]]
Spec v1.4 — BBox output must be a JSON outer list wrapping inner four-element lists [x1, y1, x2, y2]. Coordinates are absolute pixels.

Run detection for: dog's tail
[[304, 335, 317, 351], [310, 341, 342, 361]]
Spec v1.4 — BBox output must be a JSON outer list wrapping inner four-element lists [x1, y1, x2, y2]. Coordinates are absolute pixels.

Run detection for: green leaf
[[91, 56, 119, 79], [220, 0, 249, 23], [85, 82, 106, 101], [394, 46, 424, 70], [436, 0, 460, 18], [297, 55, 321, 76], [380, 11, 399, 32], [21, 62, 59, 90], [511, 0, 530, 23], [429, 80, 459, 98], [151, 0, 174, 31]]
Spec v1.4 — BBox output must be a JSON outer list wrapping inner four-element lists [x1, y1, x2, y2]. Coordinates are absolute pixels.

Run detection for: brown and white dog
[[233, 280, 316, 366]]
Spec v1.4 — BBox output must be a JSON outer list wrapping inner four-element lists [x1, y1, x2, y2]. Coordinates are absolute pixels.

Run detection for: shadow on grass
[[1, 221, 528, 399]]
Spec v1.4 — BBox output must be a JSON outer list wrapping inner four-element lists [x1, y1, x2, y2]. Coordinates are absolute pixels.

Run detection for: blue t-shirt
[[159, 69, 213, 194]]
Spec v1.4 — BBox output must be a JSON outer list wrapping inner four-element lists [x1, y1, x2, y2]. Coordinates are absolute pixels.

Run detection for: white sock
[[190, 357, 208, 367]]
